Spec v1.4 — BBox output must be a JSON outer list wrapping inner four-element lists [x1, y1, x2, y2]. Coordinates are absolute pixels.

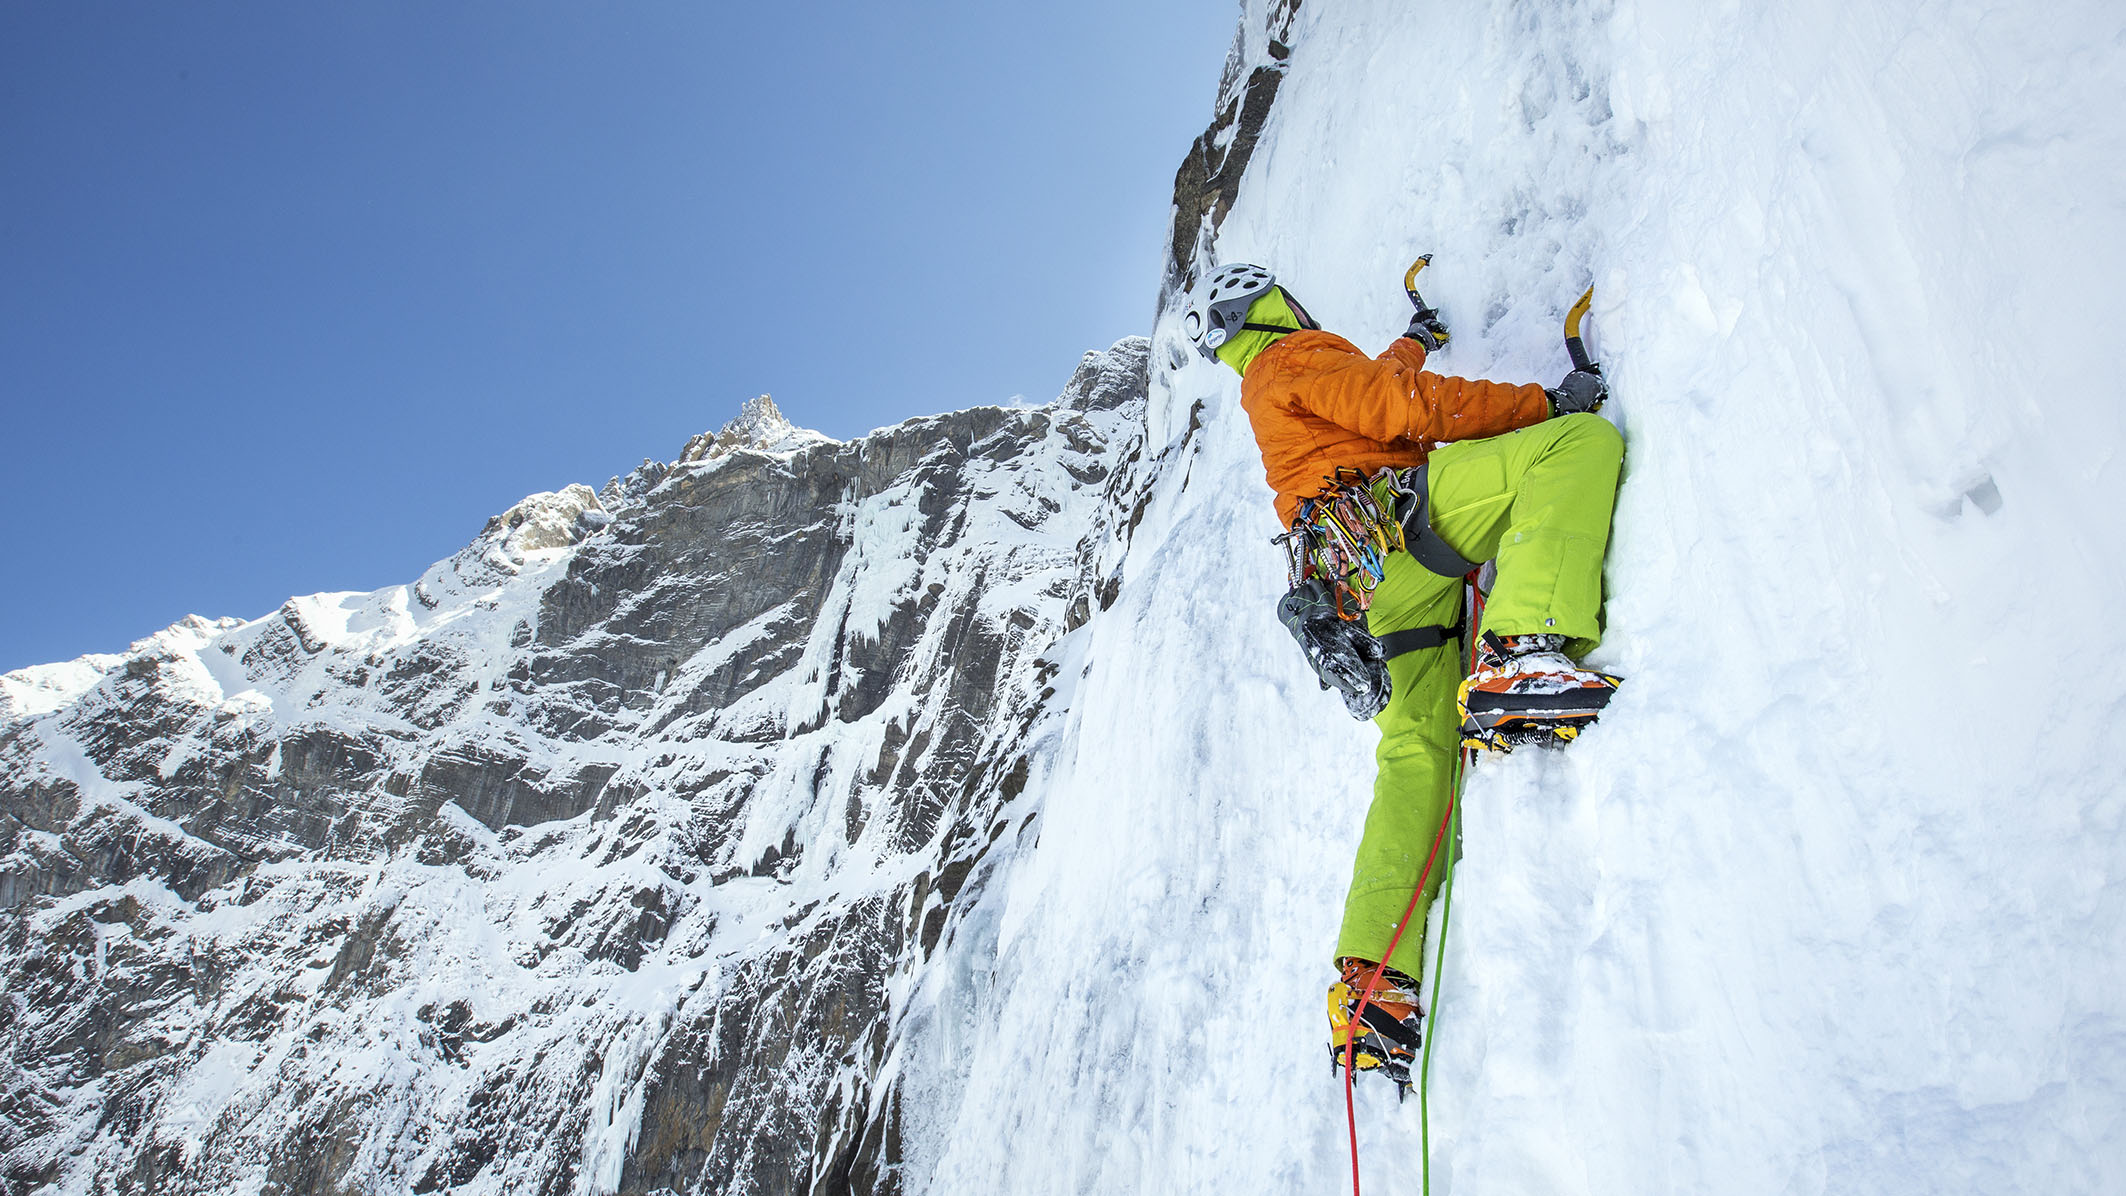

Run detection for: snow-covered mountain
[[0, 361, 1149, 1195], [7, 1, 2126, 1194]]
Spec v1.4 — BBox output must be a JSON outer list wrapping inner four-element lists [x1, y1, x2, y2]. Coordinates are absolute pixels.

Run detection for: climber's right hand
[[1547, 369, 1607, 415], [1403, 308, 1449, 353]]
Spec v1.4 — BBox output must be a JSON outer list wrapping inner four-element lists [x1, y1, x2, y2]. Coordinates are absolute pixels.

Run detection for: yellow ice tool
[[1565, 285, 1597, 374]]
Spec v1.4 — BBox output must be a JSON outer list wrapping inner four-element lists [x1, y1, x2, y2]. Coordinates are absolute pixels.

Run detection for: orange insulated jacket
[[1239, 331, 1551, 526]]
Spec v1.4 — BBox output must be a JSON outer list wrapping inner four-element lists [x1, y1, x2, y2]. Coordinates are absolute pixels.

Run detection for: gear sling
[[1277, 462, 1481, 664]]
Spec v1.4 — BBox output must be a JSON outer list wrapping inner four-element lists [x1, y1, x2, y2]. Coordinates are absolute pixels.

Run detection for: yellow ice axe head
[[1403, 254, 1431, 298], [1565, 286, 1596, 374]]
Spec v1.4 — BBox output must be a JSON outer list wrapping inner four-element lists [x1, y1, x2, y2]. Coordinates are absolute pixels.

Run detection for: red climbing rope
[[1342, 573, 1484, 1196], [1342, 788, 1458, 1196]]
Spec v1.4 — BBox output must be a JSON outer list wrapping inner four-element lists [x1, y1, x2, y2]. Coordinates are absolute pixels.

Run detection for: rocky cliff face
[[0, 344, 1149, 1196], [1161, 0, 1302, 302]]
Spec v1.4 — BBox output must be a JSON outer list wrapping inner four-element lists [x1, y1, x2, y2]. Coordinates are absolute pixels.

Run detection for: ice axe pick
[[1565, 286, 1599, 376], [1402, 255, 1449, 353]]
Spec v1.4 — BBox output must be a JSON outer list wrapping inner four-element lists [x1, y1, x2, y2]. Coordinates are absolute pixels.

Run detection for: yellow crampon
[[1459, 722, 1583, 754], [1327, 980, 1393, 1071], [1328, 961, 1424, 1089], [1455, 668, 1622, 753]]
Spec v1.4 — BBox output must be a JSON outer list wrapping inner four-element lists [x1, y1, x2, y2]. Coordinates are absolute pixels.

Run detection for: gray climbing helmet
[[1184, 263, 1279, 361]]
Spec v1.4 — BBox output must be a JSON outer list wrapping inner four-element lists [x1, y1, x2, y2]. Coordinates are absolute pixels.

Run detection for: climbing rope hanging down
[[1340, 574, 1484, 1196], [1418, 580, 1483, 1196]]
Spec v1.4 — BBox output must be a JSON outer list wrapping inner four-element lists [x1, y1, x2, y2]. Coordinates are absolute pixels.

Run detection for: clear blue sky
[[0, 2, 1236, 673]]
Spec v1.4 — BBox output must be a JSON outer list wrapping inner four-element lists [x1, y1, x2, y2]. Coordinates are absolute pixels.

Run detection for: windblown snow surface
[[888, 1, 2126, 1193]]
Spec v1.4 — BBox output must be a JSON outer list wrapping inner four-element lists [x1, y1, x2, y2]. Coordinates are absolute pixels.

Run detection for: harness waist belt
[[1401, 461, 1483, 579]]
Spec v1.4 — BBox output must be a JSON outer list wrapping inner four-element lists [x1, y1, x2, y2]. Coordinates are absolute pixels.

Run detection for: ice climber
[[1183, 262, 1623, 1089]]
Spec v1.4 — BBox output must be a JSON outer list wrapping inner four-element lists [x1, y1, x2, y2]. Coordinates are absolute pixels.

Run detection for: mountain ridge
[[0, 337, 1153, 1195]]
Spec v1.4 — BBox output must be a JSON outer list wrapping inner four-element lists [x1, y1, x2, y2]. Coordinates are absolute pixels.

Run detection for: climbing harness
[[1374, 616, 1461, 660], [1390, 463, 1483, 581], [1273, 465, 1483, 719], [1270, 463, 1483, 620]]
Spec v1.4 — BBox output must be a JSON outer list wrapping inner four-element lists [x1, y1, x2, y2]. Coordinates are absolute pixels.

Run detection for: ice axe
[[1402, 255, 1449, 353], [1564, 286, 1598, 375]]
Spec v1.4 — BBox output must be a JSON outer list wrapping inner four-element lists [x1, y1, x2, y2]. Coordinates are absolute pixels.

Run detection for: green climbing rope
[[1421, 575, 1482, 1196], [1418, 784, 1462, 1195]]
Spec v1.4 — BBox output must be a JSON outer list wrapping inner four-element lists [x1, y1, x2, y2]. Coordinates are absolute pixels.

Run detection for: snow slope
[[891, 1, 2126, 1192]]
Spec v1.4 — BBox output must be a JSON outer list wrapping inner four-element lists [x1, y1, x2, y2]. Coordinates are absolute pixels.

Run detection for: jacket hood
[[1215, 288, 1311, 376]]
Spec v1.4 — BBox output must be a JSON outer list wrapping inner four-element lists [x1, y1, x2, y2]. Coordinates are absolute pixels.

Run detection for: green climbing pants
[[1334, 412, 1624, 977]]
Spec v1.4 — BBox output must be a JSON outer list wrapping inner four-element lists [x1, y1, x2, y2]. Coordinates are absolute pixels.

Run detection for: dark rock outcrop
[[1162, 0, 1305, 303]]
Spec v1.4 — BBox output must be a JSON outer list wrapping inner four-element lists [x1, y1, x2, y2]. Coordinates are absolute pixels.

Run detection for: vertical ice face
[[895, 1, 2126, 1194]]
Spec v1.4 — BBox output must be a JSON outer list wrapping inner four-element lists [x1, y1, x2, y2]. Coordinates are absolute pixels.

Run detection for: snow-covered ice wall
[[892, 1, 2126, 1192]]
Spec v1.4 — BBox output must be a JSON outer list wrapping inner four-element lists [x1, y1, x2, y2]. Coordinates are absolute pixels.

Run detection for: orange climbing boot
[[1458, 632, 1622, 752], [1328, 958, 1424, 1093]]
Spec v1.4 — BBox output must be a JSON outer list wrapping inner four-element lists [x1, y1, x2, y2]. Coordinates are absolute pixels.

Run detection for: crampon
[[1457, 632, 1621, 752], [1328, 958, 1425, 1100]]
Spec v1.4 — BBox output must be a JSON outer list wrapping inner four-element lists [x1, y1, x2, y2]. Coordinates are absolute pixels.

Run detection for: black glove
[[1547, 369, 1607, 415], [1403, 307, 1450, 353], [1277, 579, 1391, 720]]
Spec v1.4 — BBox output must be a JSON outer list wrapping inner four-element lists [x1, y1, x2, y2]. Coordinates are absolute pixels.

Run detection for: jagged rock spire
[[679, 395, 833, 464]]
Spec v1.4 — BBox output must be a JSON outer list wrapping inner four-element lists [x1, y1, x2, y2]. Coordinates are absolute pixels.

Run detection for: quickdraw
[[1273, 467, 1406, 619]]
